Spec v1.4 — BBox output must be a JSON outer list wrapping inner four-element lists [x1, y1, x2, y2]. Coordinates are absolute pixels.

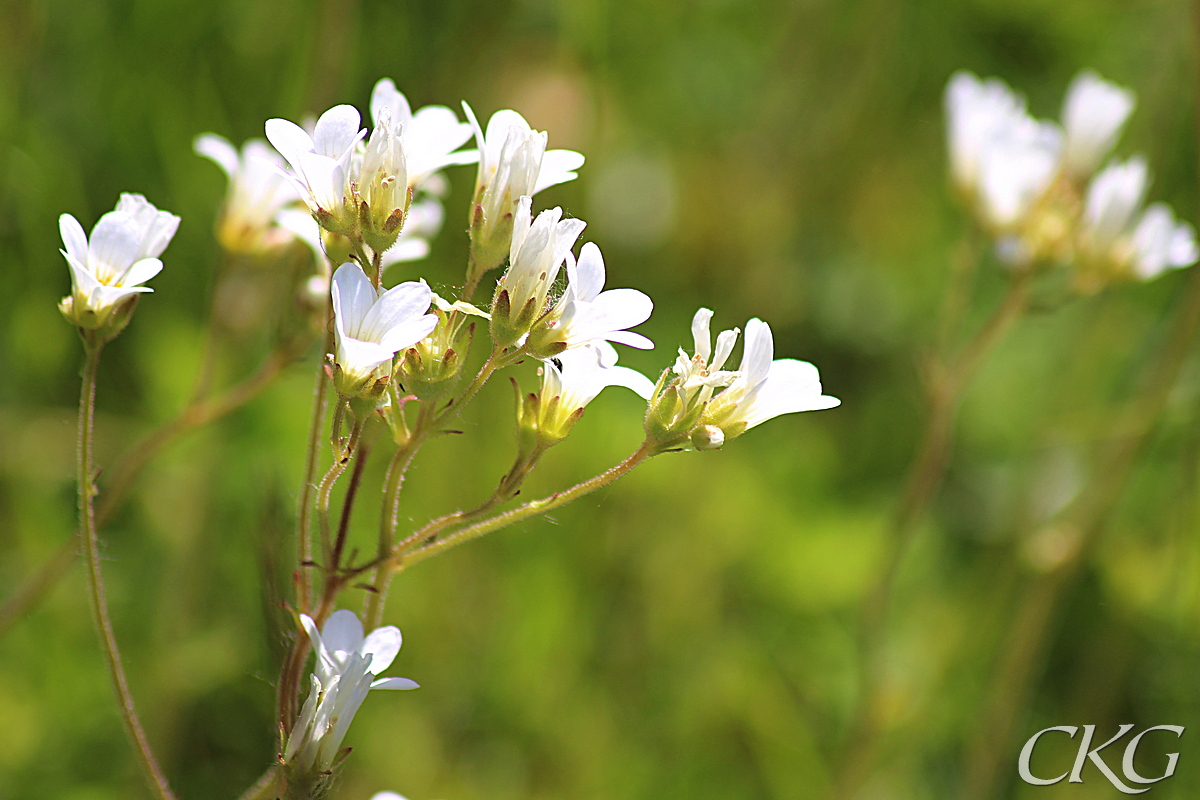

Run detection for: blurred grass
[[2, 0, 1200, 798]]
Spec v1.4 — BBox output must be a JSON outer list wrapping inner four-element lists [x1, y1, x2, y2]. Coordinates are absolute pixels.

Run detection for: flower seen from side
[[58, 193, 181, 335], [370, 78, 477, 188], [1060, 71, 1135, 180], [525, 241, 654, 358], [645, 309, 838, 449], [330, 263, 438, 398], [463, 103, 585, 278], [266, 104, 366, 235], [194, 133, 300, 255], [284, 610, 418, 777], [490, 197, 586, 348]]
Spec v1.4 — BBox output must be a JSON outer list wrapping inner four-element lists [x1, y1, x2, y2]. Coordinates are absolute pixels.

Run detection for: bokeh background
[[2, 0, 1200, 798]]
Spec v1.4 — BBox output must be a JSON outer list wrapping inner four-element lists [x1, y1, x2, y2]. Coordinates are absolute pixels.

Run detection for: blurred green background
[[3, 0, 1200, 798]]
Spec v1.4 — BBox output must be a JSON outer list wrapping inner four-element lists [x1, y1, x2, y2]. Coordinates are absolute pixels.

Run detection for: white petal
[[572, 242, 606, 301], [381, 238, 431, 267], [742, 359, 841, 429], [121, 258, 163, 287], [194, 133, 239, 178], [377, 314, 438, 354], [312, 104, 363, 158], [1062, 71, 1135, 178], [360, 280, 432, 343], [88, 213, 142, 275], [604, 364, 656, 400], [738, 318, 774, 383], [331, 263, 377, 336], [370, 676, 420, 690], [321, 609, 366, 654], [265, 118, 315, 169], [534, 148, 585, 193], [361, 626, 402, 674], [59, 214, 89, 266], [691, 308, 714, 362]]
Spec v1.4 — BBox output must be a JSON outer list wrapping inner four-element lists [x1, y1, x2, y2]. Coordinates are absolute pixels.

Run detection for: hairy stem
[[77, 339, 177, 800], [398, 442, 658, 570]]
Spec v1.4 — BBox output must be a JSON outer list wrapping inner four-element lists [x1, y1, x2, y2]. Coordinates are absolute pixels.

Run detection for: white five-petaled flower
[[194, 133, 300, 254], [285, 610, 418, 774], [331, 263, 438, 395], [266, 104, 366, 230], [1077, 157, 1198, 283], [527, 241, 654, 357], [944, 71, 1063, 233], [371, 79, 477, 188], [59, 193, 181, 329], [1061, 71, 1136, 180], [491, 197, 587, 345]]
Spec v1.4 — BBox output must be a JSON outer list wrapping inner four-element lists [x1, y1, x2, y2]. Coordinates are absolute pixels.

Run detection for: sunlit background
[[2, 0, 1200, 798]]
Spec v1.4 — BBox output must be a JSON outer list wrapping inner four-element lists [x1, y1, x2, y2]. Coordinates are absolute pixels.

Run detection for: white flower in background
[[701, 317, 840, 438], [525, 343, 655, 444], [59, 193, 181, 330], [331, 263, 437, 396], [1076, 157, 1198, 283], [1061, 71, 1135, 179], [945, 71, 1063, 234], [369, 794, 409, 800], [491, 197, 587, 346], [266, 104, 365, 232], [285, 610, 418, 774], [463, 103, 585, 273], [370, 78, 477, 187], [526, 242, 654, 357], [194, 133, 299, 254]]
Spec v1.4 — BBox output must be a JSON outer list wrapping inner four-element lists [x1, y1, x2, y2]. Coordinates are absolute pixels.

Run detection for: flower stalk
[[76, 336, 177, 800]]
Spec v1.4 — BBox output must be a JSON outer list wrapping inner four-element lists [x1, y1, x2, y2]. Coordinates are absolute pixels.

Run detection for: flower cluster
[[945, 70, 1197, 288]]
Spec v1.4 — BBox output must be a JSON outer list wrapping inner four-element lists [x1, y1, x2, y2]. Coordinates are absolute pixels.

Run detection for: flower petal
[[59, 214, 89, 266], [194, 133, 240, 179], [321, 609, 366, 655], [332, 263, 377, 338], [361, 625, 402, 675], [370, 676, 420, 690]]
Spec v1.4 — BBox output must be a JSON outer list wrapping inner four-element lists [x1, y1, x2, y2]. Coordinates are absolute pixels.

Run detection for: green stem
[[399, 442, 658, 570], [296, 331, 334, 613], [77, 339, 177, 800], [837, 268, 1031, 797], [316, 411, 363, 569]]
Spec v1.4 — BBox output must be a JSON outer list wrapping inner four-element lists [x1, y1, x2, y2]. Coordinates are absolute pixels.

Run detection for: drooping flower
[[265, 104, 366, 234], [330, 263, 438, 397], [645, 309, 838, 449], [58, 193, 181, 332], [526, 241, 654, 358], [194, 133, 299, 254], [1060, 71, 1135, 180], [285, 610, 418, 775], [490, 197, 586, 347], [462, 104, 585, 277], [521, 342, 655, 446], [370, 78, 477, 188]]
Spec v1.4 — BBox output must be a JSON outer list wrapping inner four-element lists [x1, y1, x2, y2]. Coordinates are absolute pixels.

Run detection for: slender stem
[[296, 331, 334, 614], [836, 268, 1032, 797], [460, 247, 484, 304], [363, 412, 428, 630], [76, 339, 177, 800], [332, 443, 370, 572], [398, 442, 658, 570], [961, 249, 1200, 799], [316, 412, 363, 568]]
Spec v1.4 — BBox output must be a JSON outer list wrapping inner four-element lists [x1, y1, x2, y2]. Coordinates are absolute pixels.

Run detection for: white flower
[[194, 133, 299, 254], [59, 193, 180, 328], [1130, 203, 1199, 279], [358, 105, 409, 239], [265, 104, 365, 229], [370, 795, 408, 800], [1061, 71, 1135, 179], [331, 263, 438, 395], [491, 197, 586, 345], [1077, 157, 1198, 281], [462, 104, 585, 273], [526, 242, 654, 357], [944, 71, 1062, 232], [701, 316, 840, 435], [528, 343, 654, 442], [285, 610, 418, 774], [370, 79, 476, 187]]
